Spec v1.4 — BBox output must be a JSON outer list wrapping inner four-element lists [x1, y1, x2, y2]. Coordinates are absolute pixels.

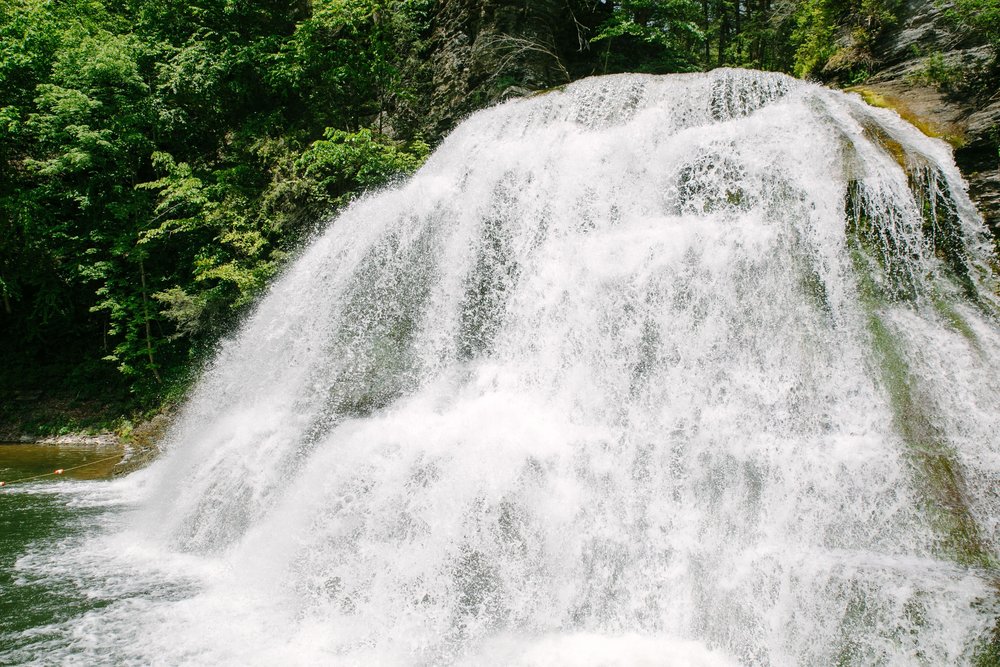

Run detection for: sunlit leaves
[[593, 0, 705, 73], [298, 127, 429, 208]]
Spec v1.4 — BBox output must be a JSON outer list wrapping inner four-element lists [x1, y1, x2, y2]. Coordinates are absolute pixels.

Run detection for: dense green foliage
[[0, 0, 995, 421], [591, 0, 903, 79], [951, 0, 1000, 49], [1, 0, 433, 411]]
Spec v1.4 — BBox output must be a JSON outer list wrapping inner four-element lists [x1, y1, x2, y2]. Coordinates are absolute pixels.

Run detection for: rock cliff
[[394, 0, 608, 142], [850, 0, 999, 236], [406, 0, 998, 238]]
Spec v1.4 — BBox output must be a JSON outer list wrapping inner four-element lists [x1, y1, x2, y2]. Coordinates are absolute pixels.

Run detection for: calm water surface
[[0, 444, 124, 657], [0, 443, 123, 482]]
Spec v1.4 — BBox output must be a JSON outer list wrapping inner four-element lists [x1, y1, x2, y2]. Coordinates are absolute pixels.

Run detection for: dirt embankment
[[0, 390, 122, 444]]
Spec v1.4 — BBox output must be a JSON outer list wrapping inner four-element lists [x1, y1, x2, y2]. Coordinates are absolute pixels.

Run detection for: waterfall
[[13, 69, 1000, 665]]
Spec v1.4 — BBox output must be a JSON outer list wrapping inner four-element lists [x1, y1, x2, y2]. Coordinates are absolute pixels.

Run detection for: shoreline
[[0, 433, 121, 447], [0, 409, 172, 475]]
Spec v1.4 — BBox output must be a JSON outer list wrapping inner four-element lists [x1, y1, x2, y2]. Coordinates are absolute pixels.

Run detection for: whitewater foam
[[3, 69, 998, 665]]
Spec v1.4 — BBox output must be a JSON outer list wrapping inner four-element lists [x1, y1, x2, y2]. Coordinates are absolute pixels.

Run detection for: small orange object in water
[[53, 469, 64, 475], [0, 481, 5, 486]]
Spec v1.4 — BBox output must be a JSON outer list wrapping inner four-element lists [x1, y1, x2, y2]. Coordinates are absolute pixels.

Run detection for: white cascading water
[[6, 69, 1000, 665]]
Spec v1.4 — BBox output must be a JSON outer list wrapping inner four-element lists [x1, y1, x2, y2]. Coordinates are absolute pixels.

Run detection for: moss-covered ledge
[[846, 84, 967, 148], [846, 77, 1000, 242]]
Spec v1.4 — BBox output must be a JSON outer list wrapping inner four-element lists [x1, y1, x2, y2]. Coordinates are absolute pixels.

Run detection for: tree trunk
[[734, 0, 742, 62], [703, 0, 711, 64], [718, 0, 730, 66], [139, 256, 162, 384]]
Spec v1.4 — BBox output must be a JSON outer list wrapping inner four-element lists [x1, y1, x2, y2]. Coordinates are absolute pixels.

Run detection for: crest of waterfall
[[85, 70, 1000, 665]]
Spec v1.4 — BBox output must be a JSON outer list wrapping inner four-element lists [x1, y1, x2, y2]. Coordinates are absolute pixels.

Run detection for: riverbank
[[0, 404, 172, 477], [0, 432, 119, 446], [0, 384, 129, 441]]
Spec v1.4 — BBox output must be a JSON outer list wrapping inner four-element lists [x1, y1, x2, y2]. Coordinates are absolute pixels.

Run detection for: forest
[[1, 0, 997, 431]]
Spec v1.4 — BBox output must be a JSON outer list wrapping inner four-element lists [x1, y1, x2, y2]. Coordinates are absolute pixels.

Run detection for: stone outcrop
[[112, 410, 173, 476], [860, 0, 1000, 237], [407, 1, 998, 239], [400, 0, 608, 141]]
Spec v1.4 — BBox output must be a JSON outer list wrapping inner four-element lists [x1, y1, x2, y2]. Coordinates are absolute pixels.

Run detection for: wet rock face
[[956, 97, 1000, 238], [867, 0, 1000, 237], [423, 0, 556, 138], [112, 411, 173, 476], [419, 0, 607, 140]]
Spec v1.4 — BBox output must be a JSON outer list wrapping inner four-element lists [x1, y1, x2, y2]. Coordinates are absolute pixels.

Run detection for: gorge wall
[[410, 0, 999, 238], [861, 0, 1000, 238]]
